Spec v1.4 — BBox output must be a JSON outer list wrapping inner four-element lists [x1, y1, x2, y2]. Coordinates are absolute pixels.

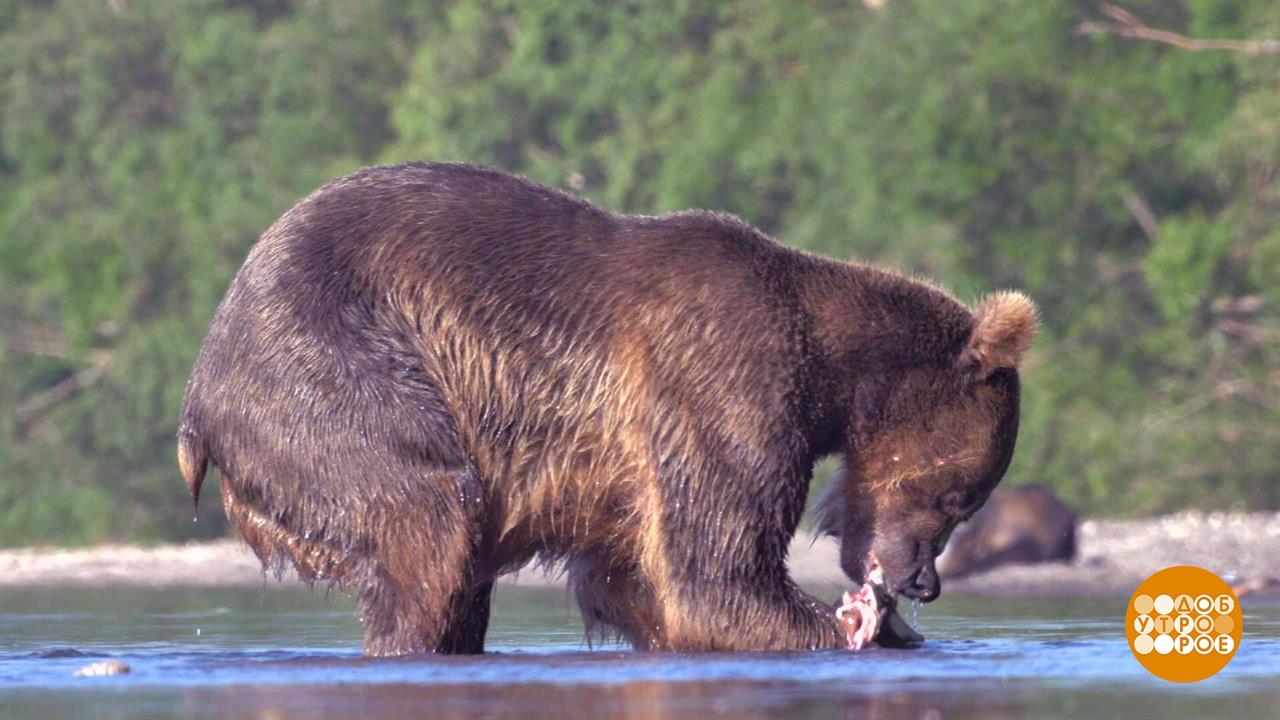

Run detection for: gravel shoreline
[[1, 511, 1276, 601]]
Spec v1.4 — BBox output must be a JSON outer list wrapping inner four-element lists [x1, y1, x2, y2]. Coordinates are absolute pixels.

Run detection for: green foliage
[[1, 0, 1277, 545]]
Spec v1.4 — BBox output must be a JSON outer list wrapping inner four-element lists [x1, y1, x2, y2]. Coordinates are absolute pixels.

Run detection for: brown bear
[[935, 484, 1077, 579], [178, 162, 1037, 655]]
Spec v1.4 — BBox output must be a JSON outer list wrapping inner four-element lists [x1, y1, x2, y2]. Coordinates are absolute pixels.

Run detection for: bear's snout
[[898, 560, 941, 602]]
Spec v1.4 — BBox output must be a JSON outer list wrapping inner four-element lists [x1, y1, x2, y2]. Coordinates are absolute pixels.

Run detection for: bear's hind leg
[[355, 471, 487, 656]]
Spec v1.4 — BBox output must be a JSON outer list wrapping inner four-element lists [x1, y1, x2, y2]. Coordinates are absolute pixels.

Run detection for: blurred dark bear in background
[[938, 484, 1077, 579]]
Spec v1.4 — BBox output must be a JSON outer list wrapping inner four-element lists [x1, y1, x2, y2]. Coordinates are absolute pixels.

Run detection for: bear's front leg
[[634, 529, 847, 651], [569, 551, 668, 650], [658, 576, 848, 651], [572, 546, 846, 651]]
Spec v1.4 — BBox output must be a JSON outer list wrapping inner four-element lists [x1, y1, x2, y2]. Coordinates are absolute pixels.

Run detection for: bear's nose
[[900, 562, 941, 602]]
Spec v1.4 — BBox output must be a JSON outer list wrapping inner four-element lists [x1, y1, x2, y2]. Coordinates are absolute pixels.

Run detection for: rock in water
[[873, 558, 923, 648], [875, 597, 924, 648], [73, 660, 131, 677]]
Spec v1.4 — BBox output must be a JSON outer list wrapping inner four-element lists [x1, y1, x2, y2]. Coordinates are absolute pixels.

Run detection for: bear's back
[[185, 164, 802, 464], [240, 163, 783, 323]]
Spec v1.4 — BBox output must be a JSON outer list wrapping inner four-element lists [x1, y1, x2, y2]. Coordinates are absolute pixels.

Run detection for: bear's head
[[818, 291, 1038, 602]]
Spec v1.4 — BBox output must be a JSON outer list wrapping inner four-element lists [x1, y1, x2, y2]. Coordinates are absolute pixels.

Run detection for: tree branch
[[14, 351, 113, 426], [1077, 4, 1280, 54], [1123, 193, 1160, 243]]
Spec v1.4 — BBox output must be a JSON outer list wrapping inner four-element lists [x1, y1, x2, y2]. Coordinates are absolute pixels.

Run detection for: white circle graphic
[[1133, 634, 1154, 655]]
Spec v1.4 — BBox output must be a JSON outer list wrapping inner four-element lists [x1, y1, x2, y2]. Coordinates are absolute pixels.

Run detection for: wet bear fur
[[179, 163, 1037, 655]]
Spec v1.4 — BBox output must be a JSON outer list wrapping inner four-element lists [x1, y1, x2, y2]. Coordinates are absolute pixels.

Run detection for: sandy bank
[[1, 511, 1276, 600]]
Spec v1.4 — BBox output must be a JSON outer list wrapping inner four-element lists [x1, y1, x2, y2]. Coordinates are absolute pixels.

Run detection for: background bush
[[1, 0, 1276, 545]]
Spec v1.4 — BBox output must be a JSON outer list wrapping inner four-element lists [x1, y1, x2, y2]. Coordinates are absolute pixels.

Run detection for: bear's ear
[[961, 291, 1038, 379]]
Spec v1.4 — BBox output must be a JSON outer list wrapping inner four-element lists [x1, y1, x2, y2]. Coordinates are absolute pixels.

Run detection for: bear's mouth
[[863, 550, 885, 586]]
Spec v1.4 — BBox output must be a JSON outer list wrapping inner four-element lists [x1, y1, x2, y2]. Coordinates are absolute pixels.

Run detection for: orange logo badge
[[1126, 566, 1242, 682]]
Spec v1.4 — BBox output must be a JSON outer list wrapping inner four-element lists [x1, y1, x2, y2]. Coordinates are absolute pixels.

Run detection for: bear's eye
[[937, 490, 967, 517]]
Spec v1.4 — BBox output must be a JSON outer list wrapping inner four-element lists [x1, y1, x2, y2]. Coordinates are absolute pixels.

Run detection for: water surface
[[1, 585, 1276, 719]]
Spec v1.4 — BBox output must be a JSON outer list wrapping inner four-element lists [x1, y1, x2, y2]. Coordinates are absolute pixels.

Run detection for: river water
[[1, 586, 1276, 719]]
